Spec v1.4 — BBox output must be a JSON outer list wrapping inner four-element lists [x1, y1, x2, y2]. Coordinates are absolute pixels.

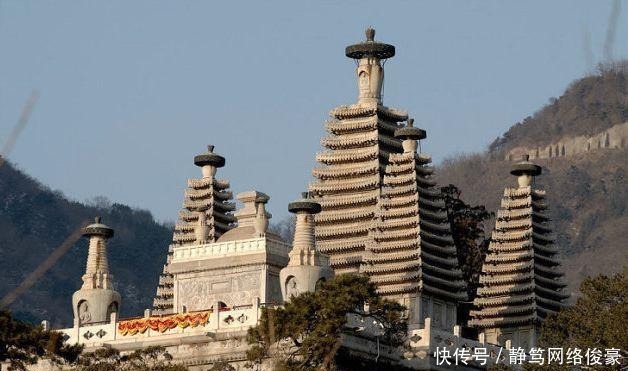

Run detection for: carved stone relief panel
[[177, 271, 261, 311]]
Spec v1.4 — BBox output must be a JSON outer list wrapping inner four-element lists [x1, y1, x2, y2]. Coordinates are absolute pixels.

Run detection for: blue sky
[[1, 1, 626, 222]]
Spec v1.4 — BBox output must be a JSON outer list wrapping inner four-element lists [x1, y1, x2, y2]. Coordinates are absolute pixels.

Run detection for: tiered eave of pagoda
[[152, 155, 236, 315], [470, 185, 569, 329], [310, 103, 407, 274], [363, 149, 466, 301]]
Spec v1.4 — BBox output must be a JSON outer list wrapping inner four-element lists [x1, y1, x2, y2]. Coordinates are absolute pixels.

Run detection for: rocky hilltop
[[489, 61, 627, 153], [438, 62, 627, 296]]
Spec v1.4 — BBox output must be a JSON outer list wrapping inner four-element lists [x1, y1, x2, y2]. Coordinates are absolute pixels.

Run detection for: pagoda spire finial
[[234, 190, 271, 231], [345, 28, 395, 105], [193, 205, 209, 244], [394, 118, 426, 153], [80, 217, 114, 289], [365, 27, 375, 41], [510, 154, 541, 187], [194, 144, 225, 178]]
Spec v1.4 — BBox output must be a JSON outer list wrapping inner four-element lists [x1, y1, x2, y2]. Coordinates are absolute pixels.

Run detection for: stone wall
[[168, 236, 290, 312], [47, 309, 519, 370], [505, 122, 628, 161]]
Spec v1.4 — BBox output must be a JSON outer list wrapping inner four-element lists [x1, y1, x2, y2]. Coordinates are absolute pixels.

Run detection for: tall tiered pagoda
[[152, 145, 236, 314], [364, 120, 466, 329], [309, 28, 466, 329], [469, 156, 569, 348], [309, 27, 405, 275]]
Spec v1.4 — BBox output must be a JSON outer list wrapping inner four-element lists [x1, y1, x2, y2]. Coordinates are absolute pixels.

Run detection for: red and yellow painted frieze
[[118, 311, 210, 335]]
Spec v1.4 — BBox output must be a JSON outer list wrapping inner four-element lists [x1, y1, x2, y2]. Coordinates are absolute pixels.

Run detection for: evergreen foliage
[[0, 162, 172, 326], [0, 310, 82, 371], [245, 274, 407, 371], [73, 346, 186, 371], [440, 184, 493, 327], [524, 268, 628, 370]]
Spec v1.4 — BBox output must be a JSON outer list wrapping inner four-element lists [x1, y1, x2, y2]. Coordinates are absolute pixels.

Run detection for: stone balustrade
[[58, 302, 261, 349], [400, 318, 507, 369], [55, 309, 517, 369], [171, 237, 290, 262]]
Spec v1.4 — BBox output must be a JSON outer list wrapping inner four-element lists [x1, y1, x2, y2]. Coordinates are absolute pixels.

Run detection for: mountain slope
[[0, 162, 171, 327], [489, 61, 627, 153], [438, 63, 628, 296]]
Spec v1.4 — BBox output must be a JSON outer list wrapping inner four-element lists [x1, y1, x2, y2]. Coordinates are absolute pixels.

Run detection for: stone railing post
[[211, 301, 220, 330], [424, 317, 432, 350], [253, 297, 261, 321]]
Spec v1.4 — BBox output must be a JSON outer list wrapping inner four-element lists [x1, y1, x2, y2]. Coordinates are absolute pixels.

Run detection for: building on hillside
[[47, 29, 574, 371], [469, 155, 570, 348]]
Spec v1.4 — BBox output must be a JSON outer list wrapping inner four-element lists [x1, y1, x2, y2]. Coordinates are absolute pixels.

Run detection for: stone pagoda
[[152, 145, 236, 314], [469, 155, 569, 348], [279, 192, 333, 300], [47, 28, 584, 370], [166, 190, 289, 312], [309, 28, 466, 329], [309, 27, 404, 275], [364, 119, 466, 329], [72, 217, 121, 326]]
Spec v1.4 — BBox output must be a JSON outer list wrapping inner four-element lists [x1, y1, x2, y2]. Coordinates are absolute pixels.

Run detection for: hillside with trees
[[0, 162, 172, 326], [438, 62, 628, 296], [488, 61, 627, 153]]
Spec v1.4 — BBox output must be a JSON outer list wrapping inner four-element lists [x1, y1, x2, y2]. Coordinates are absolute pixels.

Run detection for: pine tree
[[440, 184, 493, 327], [245, 274, 407, 371], [0, 310, 82, 371]]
